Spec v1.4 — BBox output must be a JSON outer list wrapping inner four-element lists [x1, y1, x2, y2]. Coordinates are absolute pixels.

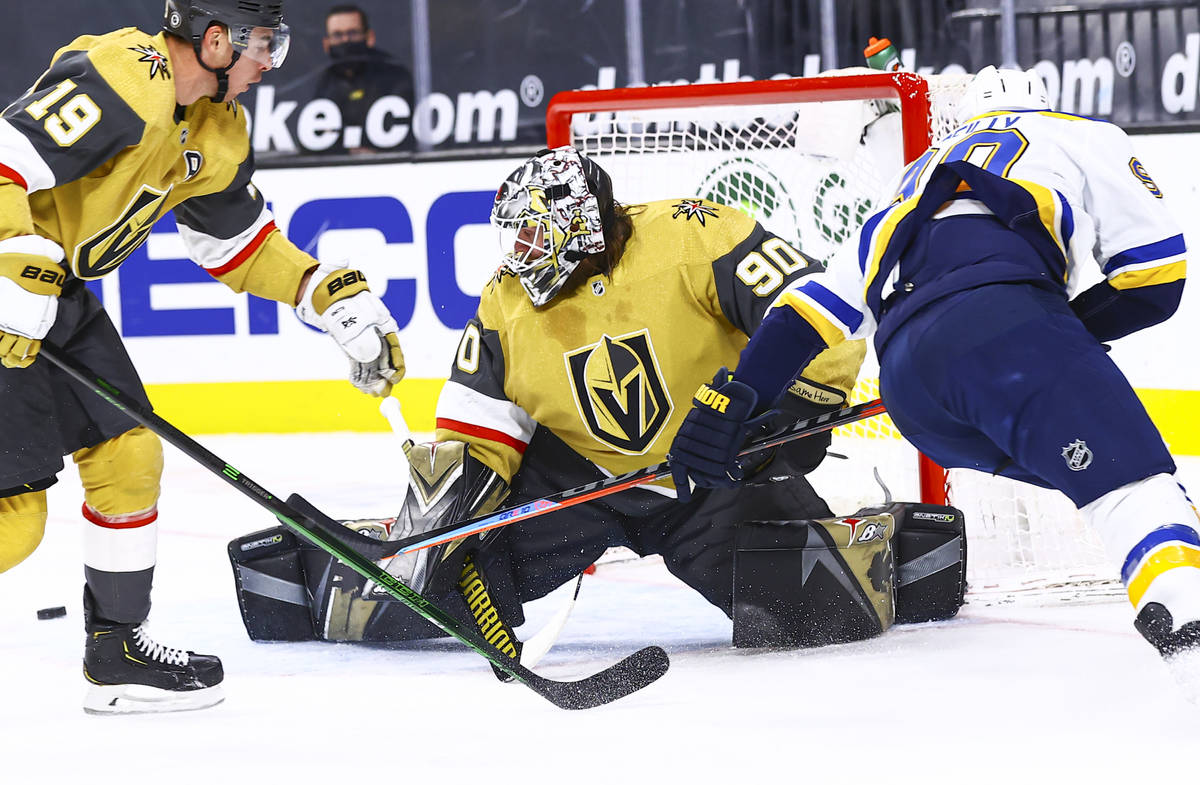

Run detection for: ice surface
[[3, 434, 1198, 782]]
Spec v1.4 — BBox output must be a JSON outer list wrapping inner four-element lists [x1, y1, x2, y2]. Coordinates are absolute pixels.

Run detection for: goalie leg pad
[[228, 526, 316, 641], [229, 519, 498, 643], [733, 514, 896, 648], [888, 502, 968, 624]]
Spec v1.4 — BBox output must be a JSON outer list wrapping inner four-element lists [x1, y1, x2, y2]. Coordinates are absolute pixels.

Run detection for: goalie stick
[[307, 397, 889, 563], [39, 344, 669, 711]]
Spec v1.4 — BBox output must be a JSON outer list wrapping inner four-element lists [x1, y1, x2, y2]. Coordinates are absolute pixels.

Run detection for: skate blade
[[83, 683, 225, 715]]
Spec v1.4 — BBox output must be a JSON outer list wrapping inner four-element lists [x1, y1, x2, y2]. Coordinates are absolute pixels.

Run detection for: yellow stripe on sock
[[1126, 544, 1200, 607]]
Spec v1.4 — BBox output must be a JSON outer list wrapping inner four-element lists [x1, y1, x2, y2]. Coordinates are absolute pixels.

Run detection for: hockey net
[[548, 70, 1120, 604]]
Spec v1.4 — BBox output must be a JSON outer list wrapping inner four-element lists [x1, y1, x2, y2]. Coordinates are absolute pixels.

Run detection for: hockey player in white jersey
[[670, 67, 1200, 684]]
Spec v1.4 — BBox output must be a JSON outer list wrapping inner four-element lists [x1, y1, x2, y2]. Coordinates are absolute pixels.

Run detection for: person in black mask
[[313, 4, 414, 152]]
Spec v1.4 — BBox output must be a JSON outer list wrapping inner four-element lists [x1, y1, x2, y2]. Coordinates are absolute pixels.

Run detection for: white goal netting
[[555, 71, 1120, 603]]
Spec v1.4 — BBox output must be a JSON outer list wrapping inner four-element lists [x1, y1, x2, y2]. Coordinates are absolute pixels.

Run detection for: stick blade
[[525, 645, 670, 710]]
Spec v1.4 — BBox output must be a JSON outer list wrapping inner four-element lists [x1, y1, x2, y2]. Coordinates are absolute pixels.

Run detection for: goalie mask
[[491, 146, 610, 307]]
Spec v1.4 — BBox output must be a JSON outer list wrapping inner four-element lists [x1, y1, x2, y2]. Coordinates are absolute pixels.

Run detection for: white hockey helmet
[[490, 146, 610, 307], [955, 65, 1051, 125]]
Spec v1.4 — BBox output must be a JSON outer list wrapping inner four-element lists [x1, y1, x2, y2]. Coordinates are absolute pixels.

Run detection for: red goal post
[[546, 70, 950, 506], [548, 71, 935, 161]]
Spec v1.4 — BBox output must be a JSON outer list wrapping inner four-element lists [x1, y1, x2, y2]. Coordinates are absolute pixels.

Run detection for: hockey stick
[[39, 344, 668, 710], [310, 397, 889, 562], [377, 396, 581, 672]]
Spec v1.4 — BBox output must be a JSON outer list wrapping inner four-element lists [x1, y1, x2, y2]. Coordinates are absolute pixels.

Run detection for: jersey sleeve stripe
[[796, 280, 863, 332], [0, 162, 28, 190], [435, 379, 537, 445], [1103, 235, 1187, 275], [0, 120, 55, 191], [1109, 260, 1187, 290], [178, 205, 275, 273], [778, 288, 852, 347], [435, 418, 529, 454], [206, 221, 277, 277]]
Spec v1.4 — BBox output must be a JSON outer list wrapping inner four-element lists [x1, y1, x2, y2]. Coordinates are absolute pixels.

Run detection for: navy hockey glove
[[669, 368, 771, 503]]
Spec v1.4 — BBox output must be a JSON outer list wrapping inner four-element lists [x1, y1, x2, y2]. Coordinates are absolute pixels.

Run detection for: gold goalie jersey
[[0, 28, 311, 300], [435, 198, 867, 488]]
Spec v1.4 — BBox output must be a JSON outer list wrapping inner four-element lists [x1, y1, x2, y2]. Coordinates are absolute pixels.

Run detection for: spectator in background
[[314, 4, 414, 153]]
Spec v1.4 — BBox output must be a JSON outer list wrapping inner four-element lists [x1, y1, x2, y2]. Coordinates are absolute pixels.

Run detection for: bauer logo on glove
[[20, 264, 67, 288], [0, 235, 68, 368], [668, 367, 771, 502], [295, 262, 406, 397], [693, 382, 732, 413]]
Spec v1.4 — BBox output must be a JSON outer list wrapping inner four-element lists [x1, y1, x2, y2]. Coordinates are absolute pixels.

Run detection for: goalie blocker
[[733, 501, 967, 647]]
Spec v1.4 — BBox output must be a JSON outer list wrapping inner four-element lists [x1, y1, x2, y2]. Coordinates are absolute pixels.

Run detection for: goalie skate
[[83, 622, 224, 715]]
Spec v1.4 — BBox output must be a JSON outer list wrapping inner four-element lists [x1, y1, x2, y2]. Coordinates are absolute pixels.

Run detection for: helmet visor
[[230, 22, 291, 68]]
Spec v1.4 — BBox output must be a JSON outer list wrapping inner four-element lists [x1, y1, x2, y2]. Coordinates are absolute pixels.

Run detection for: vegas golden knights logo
[[73, 185, 170, 279], [565, 329, 672, 454]]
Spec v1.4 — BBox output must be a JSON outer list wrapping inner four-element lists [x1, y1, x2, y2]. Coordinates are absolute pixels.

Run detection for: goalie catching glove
[[296, 263, 405, 396], [0, 236, 67, 369], [374, 440, 510, 596]]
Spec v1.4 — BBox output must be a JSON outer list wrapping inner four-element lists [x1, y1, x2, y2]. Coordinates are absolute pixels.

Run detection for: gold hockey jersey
[[435, 198, 866, 486], [0, 28, 310, 301]]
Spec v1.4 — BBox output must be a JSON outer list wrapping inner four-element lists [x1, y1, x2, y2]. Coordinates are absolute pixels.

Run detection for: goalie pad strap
[[237, 564, 309, 607], [897, 537, 963, 588]]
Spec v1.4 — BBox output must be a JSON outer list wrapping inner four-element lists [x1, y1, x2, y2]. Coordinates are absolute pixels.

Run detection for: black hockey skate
[[1134, 602, 1200, 658], [1135, 601, 1200, 705], [83, 619, 224, 715]]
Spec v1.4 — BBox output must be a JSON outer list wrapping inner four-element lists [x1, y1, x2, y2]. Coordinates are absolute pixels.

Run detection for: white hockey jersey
[[774, 109, 1186, 349]]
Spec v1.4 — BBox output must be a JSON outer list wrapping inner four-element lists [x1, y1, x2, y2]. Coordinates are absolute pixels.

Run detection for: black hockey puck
[[36, 606, 67, 620]]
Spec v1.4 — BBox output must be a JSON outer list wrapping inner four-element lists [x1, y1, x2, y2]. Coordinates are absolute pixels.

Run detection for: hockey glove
[[0, 236, 67, 369], [669, 368, 771, 503], [296, 263, 406, 396]]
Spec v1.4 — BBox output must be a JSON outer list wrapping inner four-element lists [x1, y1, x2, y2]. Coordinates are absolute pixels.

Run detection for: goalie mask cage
[[547, 70, 1121, 604]]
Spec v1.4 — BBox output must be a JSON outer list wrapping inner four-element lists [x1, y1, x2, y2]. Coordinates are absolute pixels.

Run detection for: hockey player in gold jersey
[[341, 146, 874, 644], [0, 0, 404, 713]]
